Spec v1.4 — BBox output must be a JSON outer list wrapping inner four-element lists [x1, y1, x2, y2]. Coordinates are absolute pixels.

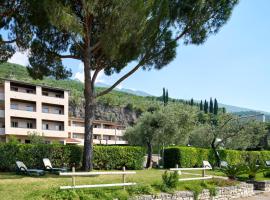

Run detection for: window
[[27, 122, 33, 129], [57, 125, 64, 131], [11, 87, 18, 92], [26, 105, 34, 112], [42, 107, 49, 113], [43, 124, 49, 130], [25, 140, 30, 144], [11, 103, 18, 110], [11, 121, 18, 128], [42, 91, 49, 96], [58, 109, 62, 114], [55, 94, 62, 98]]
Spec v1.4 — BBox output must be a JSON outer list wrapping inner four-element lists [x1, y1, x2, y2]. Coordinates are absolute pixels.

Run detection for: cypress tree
[[190, 98, 194, 106], [166, 89, 169, 105], [209, 98, 213, 113], [162, 88, 166, 106], [222, 107, 226, 113], [204, 100, 208, 113], [200, 100, 203, 111], [214, 98, 218, 115]]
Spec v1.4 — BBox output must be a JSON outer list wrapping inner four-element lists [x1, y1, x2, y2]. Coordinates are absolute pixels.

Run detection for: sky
[[5, 0, 270, 112]]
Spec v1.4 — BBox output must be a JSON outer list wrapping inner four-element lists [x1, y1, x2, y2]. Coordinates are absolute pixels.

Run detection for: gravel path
[[237, 191, 270, 200]]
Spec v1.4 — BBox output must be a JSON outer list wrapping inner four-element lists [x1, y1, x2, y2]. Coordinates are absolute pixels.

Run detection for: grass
[[0, 169, 239, 200]]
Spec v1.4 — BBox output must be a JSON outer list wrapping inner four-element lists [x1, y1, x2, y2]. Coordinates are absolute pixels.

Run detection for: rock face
[[130, 183, 254, 200], [69, 102, 139, 125]]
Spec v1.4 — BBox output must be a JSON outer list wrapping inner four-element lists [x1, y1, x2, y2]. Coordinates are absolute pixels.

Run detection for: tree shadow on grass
[[0, 172, 69, 179]]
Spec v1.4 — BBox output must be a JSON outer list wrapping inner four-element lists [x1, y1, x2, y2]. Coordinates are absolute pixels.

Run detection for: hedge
[[0, 144, 145, 171], [164, 146, 270, 168]]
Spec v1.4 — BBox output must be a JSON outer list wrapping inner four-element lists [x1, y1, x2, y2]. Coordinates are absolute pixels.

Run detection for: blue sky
[[5, 0, 270, 112]]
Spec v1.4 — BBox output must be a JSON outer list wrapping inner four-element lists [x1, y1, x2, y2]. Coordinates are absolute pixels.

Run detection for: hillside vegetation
[[0, 63, 167, 113]]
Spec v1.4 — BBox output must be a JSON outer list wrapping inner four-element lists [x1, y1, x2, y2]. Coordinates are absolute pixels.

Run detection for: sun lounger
[[16, 161, 45, 176], [203, 160, 212, 169], [220, 161, 228, 168], [43, 158, 68, 174]]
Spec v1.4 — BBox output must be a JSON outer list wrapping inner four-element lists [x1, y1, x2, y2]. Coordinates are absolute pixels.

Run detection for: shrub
[[93, 146, 145, 170], [263, 170, 270, 178], [161, 171, 179, 190], [127, 184, 154, 195], [220, 164, 246, 180], [245, 160, 265, 180], [164, 146, 270, 169], [0, 144, 144, 171]]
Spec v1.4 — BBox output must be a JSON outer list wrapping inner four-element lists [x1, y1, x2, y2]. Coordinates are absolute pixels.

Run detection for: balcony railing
[[0, 110, 4, 118], [0, 128, 5, 135], [0, 93, 4, 100]]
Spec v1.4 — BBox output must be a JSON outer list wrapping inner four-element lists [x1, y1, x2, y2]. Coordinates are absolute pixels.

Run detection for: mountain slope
[[1, 62, 269, 122]]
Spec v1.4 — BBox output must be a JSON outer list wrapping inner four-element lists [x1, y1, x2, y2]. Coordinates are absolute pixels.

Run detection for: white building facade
[[0, 79, 127, 145]]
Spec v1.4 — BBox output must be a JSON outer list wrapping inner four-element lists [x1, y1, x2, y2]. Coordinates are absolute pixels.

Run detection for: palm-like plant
[[245, 161, 265, 180], [220, 164, 246, 180]]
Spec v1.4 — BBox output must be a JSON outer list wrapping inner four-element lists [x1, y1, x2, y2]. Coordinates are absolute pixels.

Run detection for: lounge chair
[[203, 160, 212, 169], [43, 158, 68, 174], [220, 161, 228, 168], [16, 161, 45, 176]]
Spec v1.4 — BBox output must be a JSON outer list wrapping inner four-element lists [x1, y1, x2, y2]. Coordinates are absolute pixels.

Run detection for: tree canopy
[[1, 0, 239, 170]]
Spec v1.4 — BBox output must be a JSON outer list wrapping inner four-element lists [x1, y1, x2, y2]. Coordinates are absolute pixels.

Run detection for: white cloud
[[116, 84, 123, 90], [8, 51, 29, 66], [73, 62, 106, 83]]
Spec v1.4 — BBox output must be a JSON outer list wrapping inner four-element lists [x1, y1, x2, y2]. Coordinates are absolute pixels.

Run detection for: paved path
[[237, 191, 270, 200]]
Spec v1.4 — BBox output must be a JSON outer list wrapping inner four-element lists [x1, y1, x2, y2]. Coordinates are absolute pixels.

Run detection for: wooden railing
[[59, 167, 136, 190], [170, 164, 212, 181]]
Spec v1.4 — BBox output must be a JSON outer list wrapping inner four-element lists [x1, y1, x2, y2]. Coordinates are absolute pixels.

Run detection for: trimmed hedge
[[164, 146, 270, 168], [0, 144, 145, 171], [93, 146, 145, 170]]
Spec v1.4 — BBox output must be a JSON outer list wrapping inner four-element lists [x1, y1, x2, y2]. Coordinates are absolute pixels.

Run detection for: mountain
[[1, 62, 269, 122], [95, 82, 151, 97]]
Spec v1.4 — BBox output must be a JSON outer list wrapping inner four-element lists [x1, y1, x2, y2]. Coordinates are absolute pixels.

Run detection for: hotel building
[[0, 79, 127, 145]]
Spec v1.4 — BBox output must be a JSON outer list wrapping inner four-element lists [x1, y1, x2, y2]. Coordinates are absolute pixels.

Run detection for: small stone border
[[130, 183, 254, 200]]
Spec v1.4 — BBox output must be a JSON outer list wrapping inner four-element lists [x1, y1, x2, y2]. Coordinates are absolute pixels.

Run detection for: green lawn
[[0, 169, 255, 200]]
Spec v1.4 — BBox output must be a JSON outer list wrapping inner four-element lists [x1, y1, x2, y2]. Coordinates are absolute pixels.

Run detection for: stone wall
[[130, 183, 254, 200]]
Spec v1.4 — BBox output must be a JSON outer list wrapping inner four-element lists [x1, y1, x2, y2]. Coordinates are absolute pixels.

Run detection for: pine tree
[[200, 100, 203, 111], [191, 98, 194, 106], [204, 100, 208, 113], [214, 98, 218, 115], [209, 98, 213, 113]]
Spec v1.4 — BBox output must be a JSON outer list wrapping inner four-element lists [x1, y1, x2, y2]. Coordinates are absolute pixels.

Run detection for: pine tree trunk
[[146, 142, 153, 168], [82, 55, 95, 171]]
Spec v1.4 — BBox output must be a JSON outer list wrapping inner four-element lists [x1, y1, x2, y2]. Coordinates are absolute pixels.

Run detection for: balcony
[[94, 128, 125, 136], [0, 128, 5, 135], [0, 110, 4, 118], [42, 130, 68, 138], [0, 92, 4, 100]]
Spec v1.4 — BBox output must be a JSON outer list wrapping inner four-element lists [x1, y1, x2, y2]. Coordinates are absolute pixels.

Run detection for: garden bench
[[59, 166, 136, 190]]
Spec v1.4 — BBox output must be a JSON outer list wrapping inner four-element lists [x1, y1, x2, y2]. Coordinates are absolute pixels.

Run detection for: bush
[[0, 144, 145, 171], [164, 146, 270, 168], [164, 147, 211, 168], [93, 146, 145, 170], [161, 171, 179, 190], [263, 170, 270, 178], [220, 164, 246, 180]]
